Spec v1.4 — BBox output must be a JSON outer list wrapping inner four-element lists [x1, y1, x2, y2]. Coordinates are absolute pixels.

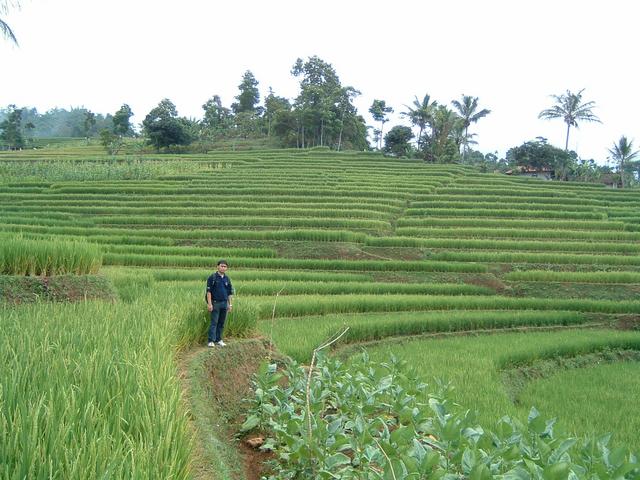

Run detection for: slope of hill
[[2, 147, 640, 476]]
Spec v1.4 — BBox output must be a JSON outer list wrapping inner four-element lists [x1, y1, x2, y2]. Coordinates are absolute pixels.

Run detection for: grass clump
[[0, 235, 102, 275]]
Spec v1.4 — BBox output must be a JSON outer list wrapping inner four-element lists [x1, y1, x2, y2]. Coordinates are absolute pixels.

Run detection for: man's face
[[217, 263, 228, 274]]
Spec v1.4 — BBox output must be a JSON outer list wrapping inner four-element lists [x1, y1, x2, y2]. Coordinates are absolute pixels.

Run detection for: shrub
[[241, 353, 640, 479]]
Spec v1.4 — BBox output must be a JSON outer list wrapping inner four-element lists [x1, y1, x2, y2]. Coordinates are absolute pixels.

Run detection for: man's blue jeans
[[208, 302, 228, 343]]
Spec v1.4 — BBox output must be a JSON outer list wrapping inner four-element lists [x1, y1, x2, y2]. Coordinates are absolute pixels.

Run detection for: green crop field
[[1, 145, 640, 477]]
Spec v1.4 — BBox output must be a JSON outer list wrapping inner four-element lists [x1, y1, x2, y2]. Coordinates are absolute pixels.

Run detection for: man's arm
[[207, 292, 214, 311], [206, 276, 214, 311], [227, 279, 234, 309]]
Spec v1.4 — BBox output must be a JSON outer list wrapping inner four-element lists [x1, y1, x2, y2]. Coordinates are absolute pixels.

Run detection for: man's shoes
[[217, 340, 226, 347], [207, 342, 215, 347]]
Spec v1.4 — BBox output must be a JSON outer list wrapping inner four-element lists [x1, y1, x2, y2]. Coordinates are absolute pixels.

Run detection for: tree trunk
[[337, 108, 345, 152], [564, 122, 570, 151], [464, 126, 469, 159]]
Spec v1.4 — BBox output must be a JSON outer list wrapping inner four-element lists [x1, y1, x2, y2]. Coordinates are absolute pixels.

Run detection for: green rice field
[[1, 145, 640, 476]]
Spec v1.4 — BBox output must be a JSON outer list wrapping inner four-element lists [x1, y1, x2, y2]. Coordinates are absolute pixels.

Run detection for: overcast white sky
[[1, 0, 638, 162]]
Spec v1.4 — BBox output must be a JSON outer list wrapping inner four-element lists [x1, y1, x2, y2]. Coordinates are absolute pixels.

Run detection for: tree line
[[1, 54, 638, 187]]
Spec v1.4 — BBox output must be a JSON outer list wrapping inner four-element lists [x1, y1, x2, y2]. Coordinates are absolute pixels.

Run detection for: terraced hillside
[[2, 147, 640, 462]]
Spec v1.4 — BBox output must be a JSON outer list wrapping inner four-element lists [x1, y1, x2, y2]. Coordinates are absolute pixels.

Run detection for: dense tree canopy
[[231, 71, 261, 115], [384, 125, 414, 157], [112, 104, 134, 137], [506, 138, 577, 180], [291, 56, 367, 150], [0, 106, 112, 138], [142, 99, 191, 150], [0, 105, 24, 149]]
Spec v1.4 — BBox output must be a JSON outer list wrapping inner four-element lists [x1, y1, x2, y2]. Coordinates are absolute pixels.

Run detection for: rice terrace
[[2, 143, 640, 478]]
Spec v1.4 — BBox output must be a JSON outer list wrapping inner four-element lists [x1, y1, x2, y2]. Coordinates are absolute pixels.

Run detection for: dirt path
[[176, 340, 274, 480]]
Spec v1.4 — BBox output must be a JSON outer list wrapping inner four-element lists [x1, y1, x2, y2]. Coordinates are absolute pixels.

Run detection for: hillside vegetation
[[1, 146, 639, 478]]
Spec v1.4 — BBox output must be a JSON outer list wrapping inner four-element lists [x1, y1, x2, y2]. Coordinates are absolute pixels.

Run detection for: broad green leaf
[[328, 418, 342, 435], [469, 463, 492, 480], [548, 438, 577, 464], [462, 448, 477, 475], [324, 452, 351, 469], [240, 414, 260, 432], [542, 462, 570, 480], [501, 466, 531, 480]]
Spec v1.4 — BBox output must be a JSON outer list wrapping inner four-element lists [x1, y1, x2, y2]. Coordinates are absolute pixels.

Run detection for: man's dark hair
[[217, 259, 228, 266]]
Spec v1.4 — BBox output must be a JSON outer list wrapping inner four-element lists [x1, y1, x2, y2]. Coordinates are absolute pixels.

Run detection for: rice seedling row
[[430, 250, 640, 266], [503, 270, 640, 283], [0, 236, 102, 275], [394, 226, 640, 242], [404, 207, 606, 220], [2, 204, 396, 220], [92, 215, 393, 230], [261, 310, 589, 362], [396, 217, 626, 231], [173, 279, 495, 296], [103, 253, 487, 272], [367, 236, 640, 254], [0, 223, 370, 242]]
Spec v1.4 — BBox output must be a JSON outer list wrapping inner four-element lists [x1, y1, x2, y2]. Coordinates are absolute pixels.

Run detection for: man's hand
[[207, 303, 213, 312], [228, 304, 233, 311]]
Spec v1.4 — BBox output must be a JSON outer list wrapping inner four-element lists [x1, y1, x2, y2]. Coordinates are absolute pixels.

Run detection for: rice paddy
[[2, 145, 640, 476]]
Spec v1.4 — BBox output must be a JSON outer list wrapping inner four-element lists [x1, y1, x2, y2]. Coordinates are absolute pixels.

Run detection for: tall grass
[[430, 250, 640, 266], [367, 236, 640, 254], [362, 329, 640, 449], [394, 226, 640, 242], [5, 204, 395, 220], [0, 291, 197, 478], [104, 244, 277, 258], [262, 310, 587, 362], [103, 254, 487, 273], [504, 270, 640, 284], [396, 217, 625, 231], [92, 214, 391, 230], [174, 279, 495, 296], [0, 236, 102, 275], [0, 223, 368, 243], [145, 267, 373, 283], [404, 207, 606, 220], [0, 158, 204, 181], [247, 294, 640, 319], [516, 362, 640, 446]]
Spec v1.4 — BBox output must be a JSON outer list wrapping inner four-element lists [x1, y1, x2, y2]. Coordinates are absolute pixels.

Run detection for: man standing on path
[[206, 259, 234, 347]]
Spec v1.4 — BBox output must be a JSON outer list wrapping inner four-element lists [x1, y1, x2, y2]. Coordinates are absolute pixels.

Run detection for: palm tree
[[608, 136, 639, 188], [1, 1, 18, 45], [427, 106, 463, 163], [538, 89, 601, 151], [402, 94, 437, 149], [451, 95, 491, 159]]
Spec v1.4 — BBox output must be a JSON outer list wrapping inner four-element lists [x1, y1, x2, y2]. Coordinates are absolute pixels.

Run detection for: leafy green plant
[[241, 353, 640, 479]]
